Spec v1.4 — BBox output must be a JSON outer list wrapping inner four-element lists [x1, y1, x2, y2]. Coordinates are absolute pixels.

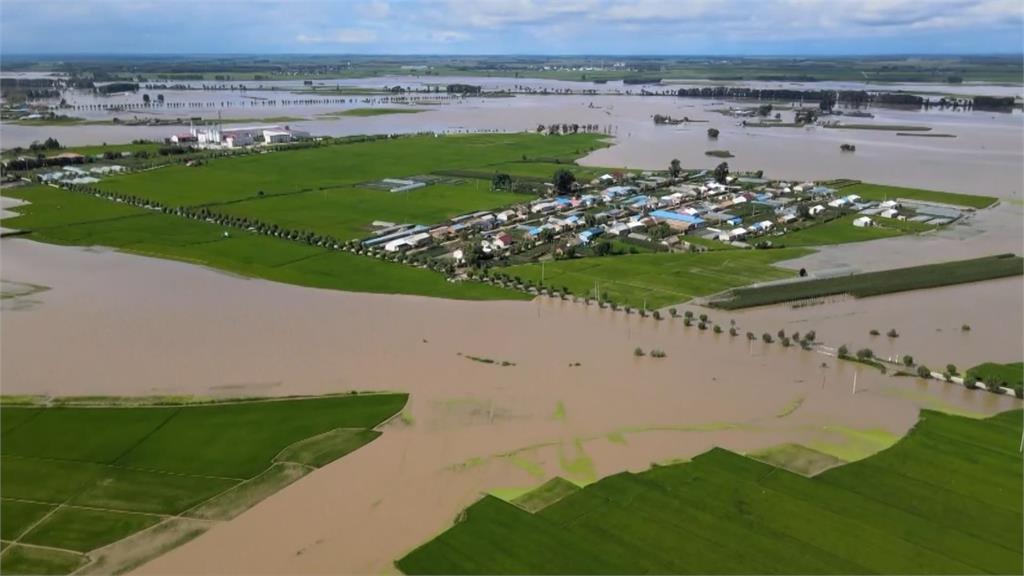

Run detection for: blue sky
[[2, 0, 1021, 55]]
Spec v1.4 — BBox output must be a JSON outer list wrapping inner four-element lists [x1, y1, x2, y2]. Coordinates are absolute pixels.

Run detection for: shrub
[[781, 336, 791, 347], [669, 308, 678, 317], [791, 331, 800, 342], [902, 355, 914, 366], [683, 318, 692, 327], [653, 310, 662, 320], [946, 364, 958, 375], [729, 327, 738, 337], [964, 376, 978, 389], [699, 313, 708, 323], [917, 365, 931, 379], [698, 322, 708, 330], [777, 329, 785, 339], [713, 325, 723, 334], [650, 349, 667, 358], [869, 329, 880, 336], [684, 310, 694, 319], [746, 332, 755, 340], [804, 330, 816, 342], [961, 324, 971, 332], [887, 329, 899, 338], [762, 333, 773, 343], [634, 347, 645, 357], [837, 345, 849, 357]]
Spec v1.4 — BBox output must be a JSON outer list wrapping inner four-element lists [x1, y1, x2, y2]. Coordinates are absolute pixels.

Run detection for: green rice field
[[966, 362, 1023, 395], [711, 254, 1023, 309], [504, 248, 811, 309], [0, 393, 407, 575], [397, 409, 1024, 574]]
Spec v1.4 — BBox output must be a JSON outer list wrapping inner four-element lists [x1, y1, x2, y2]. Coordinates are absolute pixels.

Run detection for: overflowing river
[[1, 238, 1019, 574]]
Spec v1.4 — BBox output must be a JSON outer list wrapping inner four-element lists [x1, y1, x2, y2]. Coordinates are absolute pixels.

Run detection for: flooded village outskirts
[[1, 55, 1022, 576]]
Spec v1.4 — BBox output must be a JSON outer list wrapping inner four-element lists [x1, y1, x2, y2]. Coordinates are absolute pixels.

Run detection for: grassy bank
[[0, 394, 407, 574], [966, 362, 1023, 395], [711, 254, 1023, 309], [397, 409, 1023, 574], [840, 183, 997, 209], [504, 248, 810, 309]]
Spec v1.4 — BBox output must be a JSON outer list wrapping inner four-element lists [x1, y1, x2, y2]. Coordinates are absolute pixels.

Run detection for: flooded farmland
[[5, 76, 1023, 197], [1, 237, 1019, 574]]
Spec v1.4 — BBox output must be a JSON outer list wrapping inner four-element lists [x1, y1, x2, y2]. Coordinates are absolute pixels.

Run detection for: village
[[360, 167, 965, 274]]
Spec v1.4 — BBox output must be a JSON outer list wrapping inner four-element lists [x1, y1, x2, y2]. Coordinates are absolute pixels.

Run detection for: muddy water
[[5, 85, 1022, 197], [2, 238, 1019, 574]]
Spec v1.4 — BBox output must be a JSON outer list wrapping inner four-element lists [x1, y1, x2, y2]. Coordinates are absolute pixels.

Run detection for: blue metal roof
[[650, 210, 705, 225]]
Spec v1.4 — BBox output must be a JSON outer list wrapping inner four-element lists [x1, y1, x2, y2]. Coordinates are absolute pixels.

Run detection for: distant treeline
[[96, 82, 140, 94], [673, 87, 1015, 110]]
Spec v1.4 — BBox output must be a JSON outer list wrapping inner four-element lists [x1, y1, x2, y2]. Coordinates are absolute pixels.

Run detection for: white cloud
[[296, 28, 379, 44], [357, 0, 391, 19]]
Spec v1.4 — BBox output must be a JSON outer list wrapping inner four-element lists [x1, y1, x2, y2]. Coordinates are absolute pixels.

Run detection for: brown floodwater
[[2, 237, 1019, 574], [5, 85, 1022, 197]]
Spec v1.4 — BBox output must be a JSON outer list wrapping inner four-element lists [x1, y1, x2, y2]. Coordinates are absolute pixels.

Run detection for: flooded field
[[5, 76, 1022, 197], [2, 237, 1018, 574]]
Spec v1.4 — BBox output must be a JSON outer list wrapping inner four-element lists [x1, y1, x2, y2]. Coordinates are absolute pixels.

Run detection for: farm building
[[650, 209, 706, 231], [852, 216, 874, 228], [809, 205, 826, 216]]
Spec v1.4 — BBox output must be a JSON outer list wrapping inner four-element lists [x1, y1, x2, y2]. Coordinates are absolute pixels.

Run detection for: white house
[[852, 216, 874, 228], [880, 208, 900, 219], [809, 205, 826, 216]]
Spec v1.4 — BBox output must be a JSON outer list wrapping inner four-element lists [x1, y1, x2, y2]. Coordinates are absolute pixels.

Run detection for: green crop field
[[397, 409, 1024, 574], [841, 183, 998, 209], [503, 248, 810, 309], [711, 254, 1023, 309], [96, 133, 606, 207], [2, 185, 525, 301], [0, 394, 406, 574], [775, 214, 935, 247]]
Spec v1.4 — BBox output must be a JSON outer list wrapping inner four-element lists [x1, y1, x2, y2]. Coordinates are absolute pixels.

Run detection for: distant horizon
[[3, 52, 1024, 59], [3, 0, 1022, 56]]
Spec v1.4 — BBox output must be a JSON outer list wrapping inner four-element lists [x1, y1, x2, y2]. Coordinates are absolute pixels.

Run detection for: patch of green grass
[[320, 107, 430, 117], [398, 409, 1023, 575], [21, 508, 162, 553], [504, 248, 809, 309], [748, 444, 845, 476], [713, 254, 1023, 309], [0, 500, 56, 540], [511, 478, 580, 513], [775, 214, 933, 247], [0, 545, 88, 575], [275, 428, 382, 468], [843, 183, 997, 209]]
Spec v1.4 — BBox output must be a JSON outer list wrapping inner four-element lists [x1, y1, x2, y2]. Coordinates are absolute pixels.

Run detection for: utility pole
[[852, 371, 858, 395]]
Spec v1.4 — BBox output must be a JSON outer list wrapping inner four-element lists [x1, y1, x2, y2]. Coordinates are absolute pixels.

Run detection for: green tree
[[707, 127, 719, 139], [856, 348, 874, 360], [903, 355, 914, 366], [553, 169, 576, 194], [669, 158, 682, 178], [713, 162, 729, 184], [837, 344, 849, 357], [491, 173, 512, 191], [592, 241, 611, 256], [917, 365, 931, 378]]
